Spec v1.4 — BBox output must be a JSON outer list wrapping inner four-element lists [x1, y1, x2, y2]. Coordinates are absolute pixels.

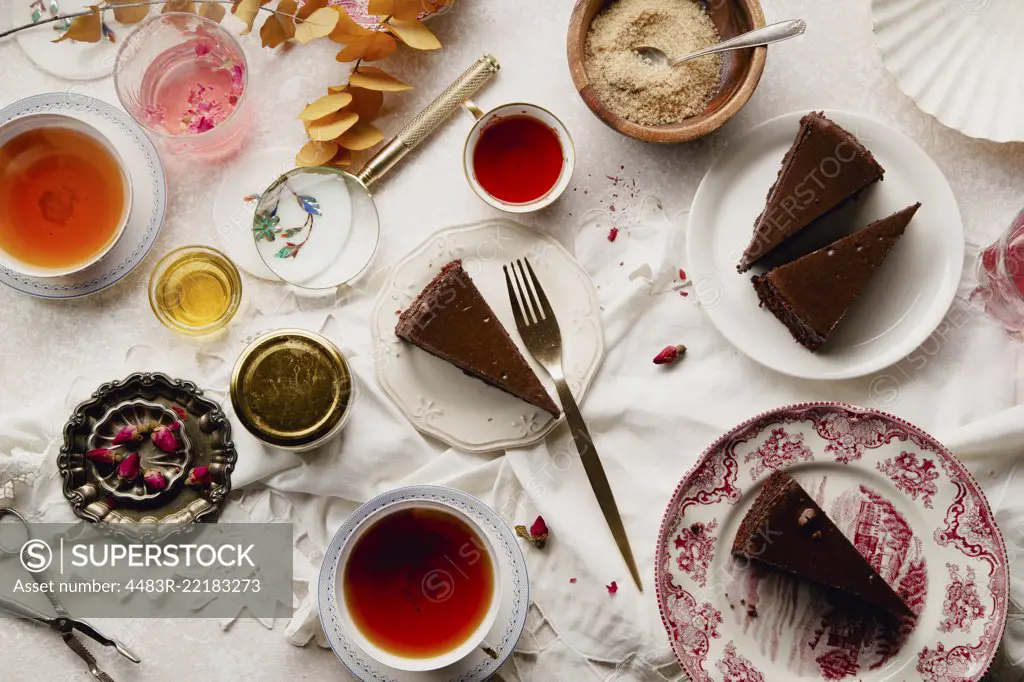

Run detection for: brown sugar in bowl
[[567, 0, 767, 143]]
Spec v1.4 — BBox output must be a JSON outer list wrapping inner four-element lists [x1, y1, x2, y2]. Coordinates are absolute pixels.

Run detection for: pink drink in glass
[[115, 14, 251, 160], [970, 208, 1024, 337]]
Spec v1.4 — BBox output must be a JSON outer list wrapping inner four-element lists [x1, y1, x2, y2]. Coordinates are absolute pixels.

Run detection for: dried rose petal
[[117, 452, 141, 481], [171, 406, 188, 421], [85, 448, 121, 466], [151, 426, 181, 453], [194, 41, 212, 57], [653, 344, 687, 366], [185, 466, 212, 487], [678, 268, 687, 281], [143, 469, 169, 492], [569, 577, 577, 584], [607, 227, 619, 242], [606, 581, 618, 595], [112, 425, 143, 445]]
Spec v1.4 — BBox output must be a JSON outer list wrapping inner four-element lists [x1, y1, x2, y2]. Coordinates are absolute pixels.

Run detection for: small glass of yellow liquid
[[149, 246, 242, 335]]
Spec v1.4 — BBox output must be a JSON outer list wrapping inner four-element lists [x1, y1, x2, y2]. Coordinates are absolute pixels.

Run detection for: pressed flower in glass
[[114, 13, 251, 160], [970, 208, 1024, 341]]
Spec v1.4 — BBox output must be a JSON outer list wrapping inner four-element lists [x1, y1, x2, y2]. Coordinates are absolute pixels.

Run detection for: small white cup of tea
[[0, 113, 132, 278], [336, 498, 502, 671], [462, 102, 575, 213]]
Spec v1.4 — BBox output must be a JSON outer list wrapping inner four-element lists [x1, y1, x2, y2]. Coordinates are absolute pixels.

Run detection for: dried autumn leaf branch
[[16, 0, 456, 168], [296, 1, 453, 167]]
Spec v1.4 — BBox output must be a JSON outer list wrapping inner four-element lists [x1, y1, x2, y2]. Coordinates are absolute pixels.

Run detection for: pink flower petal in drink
[[195, 41, 212, 57]]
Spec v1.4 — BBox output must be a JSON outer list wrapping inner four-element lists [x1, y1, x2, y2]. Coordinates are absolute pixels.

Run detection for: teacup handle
[[462, 99, 485, 120], [356, 54, 499, 187]]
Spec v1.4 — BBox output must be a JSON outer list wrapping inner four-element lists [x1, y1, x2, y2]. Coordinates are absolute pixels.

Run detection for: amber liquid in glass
[[152, 251, 237, 329], [0, 127, 125, 269], [344, 508, 495, 659]]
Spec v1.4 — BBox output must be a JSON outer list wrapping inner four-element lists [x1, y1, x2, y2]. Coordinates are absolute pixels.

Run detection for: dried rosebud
[[116, 452, 141, 481], [653, 344, 687, 366], [514, 515, 550, 549], [606, 581, 618, 595], [529, 516, 549, 540], [185, 466, 212, 487], [607, 227, 619, 242], [143, 469, 169, 492], [85, 448, 121, 466], [112, 425, 143, 445], [151, 426, 181, 453], [171, 406, 188, 421]]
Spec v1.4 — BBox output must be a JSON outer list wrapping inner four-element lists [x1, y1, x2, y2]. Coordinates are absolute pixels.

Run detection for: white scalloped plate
[[872, 0, 1024, 143], [371, 219, 604, 453], [318, 485, 529, 682], [656, 403, 1008, 682]]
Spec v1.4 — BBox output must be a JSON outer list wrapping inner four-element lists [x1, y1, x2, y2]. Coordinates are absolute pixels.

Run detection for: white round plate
[[656, 402, 1008, 682], [371, 219, 604, 453], [873, 0, 1024, 143], [211, 146, 296, 280], [687, 110, 963, 380], [318, 485, 529, 682], [0, 93, 167, 299]]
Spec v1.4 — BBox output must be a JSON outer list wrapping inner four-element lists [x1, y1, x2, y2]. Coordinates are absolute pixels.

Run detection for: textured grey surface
[[0, 0, 1023, 680]]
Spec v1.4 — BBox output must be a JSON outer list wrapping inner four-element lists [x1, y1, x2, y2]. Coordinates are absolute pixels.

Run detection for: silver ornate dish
[[58, 373, 236, 527]]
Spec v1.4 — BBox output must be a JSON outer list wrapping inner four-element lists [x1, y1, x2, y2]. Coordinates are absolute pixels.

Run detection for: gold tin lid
[[230, 329, 352, 449]]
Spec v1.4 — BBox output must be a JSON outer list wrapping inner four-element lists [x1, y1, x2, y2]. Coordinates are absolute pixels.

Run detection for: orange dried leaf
[[232, 0, 262, 33], [110, 0, 150, 25], [335, 31, 396, 62], [350, 66, 412, 92], [308, 112, 359, 141], [337, 122, 384, 151], [162, 0, 195, 13], [294, 6, 338, 43], [367, 0, 421, 20], [327, 84, 349, 94], [296, 0, 328, 19], [260, 0, 296, 48], [196, 1, 226, 21], [296, 140, 338, 167], [327, 149, 353, 168], [343, 87, 384, 120], [298, 92, 353, 120], [386, 17, 440, 50], [53, 6, 102, 42], [329, 6, 371, 43]]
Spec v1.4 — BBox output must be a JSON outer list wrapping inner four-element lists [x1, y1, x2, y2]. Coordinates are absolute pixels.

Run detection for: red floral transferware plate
[[656, 403, 1008, 682]]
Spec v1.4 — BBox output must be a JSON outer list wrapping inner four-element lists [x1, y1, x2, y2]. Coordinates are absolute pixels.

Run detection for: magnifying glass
[[253, 54, 500, 290]]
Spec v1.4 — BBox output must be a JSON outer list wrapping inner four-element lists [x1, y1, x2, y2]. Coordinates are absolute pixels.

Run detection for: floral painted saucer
[[656, 403, 1008, 682], [318, 485, 529, 682], [0, 94, 167, 299]]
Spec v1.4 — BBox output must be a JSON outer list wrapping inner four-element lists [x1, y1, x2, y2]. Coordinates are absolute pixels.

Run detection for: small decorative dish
[[58, 373, 236, 530], [656, 402, 1008, 682], [567, 0, 766, 143], [87, 399, 192, 502]]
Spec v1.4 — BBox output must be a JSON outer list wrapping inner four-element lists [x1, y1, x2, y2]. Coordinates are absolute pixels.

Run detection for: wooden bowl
[[567, 0, 767, 143]]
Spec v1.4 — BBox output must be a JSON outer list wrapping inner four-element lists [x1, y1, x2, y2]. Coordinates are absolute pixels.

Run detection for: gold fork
[[503, 258, 642, 591]]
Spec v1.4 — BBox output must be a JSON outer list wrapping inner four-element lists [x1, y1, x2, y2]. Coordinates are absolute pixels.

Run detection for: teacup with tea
[[463, 102, 575, 213], [0, 114, 132, 277], [339, 499, 502, 671]]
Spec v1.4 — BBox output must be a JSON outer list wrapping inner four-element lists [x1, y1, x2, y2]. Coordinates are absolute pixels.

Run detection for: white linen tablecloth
[[2, 0, 1024, 680]]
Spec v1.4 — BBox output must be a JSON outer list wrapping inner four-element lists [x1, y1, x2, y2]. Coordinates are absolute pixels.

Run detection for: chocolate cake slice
[[733, 471, 913, 617], [737, 111, 886, 273], [396, 260, 560, 418], [752, 203, 919, 351]]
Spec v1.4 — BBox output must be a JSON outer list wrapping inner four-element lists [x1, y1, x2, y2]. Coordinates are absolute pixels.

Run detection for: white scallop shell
[[872, 0, 1024, 143]]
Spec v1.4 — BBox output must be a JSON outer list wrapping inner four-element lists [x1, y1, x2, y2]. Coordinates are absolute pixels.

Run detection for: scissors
[[0, 507, 141, 681]]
